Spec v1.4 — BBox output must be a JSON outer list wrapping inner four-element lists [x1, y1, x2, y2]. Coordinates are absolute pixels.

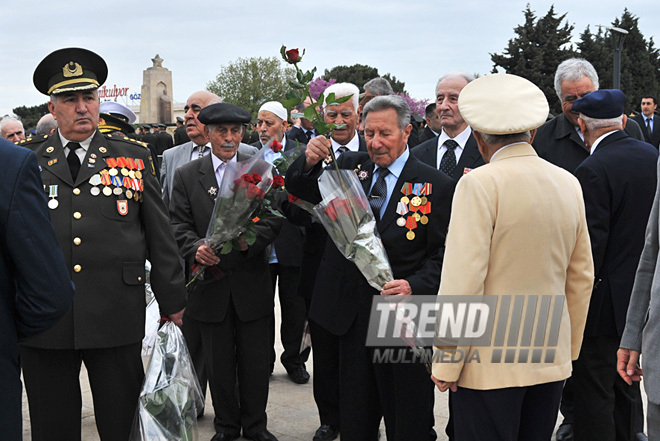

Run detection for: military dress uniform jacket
[[21, 130, 187, 350], [169, 152, 283, 323]]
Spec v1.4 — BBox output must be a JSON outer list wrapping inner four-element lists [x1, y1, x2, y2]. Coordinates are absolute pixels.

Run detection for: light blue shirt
[[370, 147, 409, 220]]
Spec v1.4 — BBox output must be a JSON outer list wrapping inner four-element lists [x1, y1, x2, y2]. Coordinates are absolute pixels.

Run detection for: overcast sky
[[1, 0, 658, 117]]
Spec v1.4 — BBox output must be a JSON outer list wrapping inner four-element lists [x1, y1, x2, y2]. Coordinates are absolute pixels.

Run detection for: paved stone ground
[[21, 290, 646, 440]]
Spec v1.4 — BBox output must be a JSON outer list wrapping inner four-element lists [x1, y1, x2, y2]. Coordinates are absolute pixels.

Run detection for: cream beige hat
[[458, 73, 549, 135]]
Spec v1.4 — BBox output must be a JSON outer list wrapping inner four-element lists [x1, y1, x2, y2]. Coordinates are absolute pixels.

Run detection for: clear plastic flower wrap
[[130, 321, 204, 441], [313, 169, 394, 290]]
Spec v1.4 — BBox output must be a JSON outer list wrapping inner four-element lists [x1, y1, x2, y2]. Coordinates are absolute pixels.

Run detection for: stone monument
[[140, 54, 173, 124]]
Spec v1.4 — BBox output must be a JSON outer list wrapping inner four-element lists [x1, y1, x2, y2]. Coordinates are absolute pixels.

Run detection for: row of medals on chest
[[46, 158, 145, 209], [396, 182, 432, 241]]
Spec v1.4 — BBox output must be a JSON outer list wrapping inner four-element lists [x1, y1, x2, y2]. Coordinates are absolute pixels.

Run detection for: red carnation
[[271, 139, 283, 153], [251, 173, 262, 184], [285, 48, 300, 64], [241, 174, 255, 184], [272, 175, 285, 188]]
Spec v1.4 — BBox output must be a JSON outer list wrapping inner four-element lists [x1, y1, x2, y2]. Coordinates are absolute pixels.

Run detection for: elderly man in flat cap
[[570, 90, 658, 441], [169, 102, 282, 441], [252, 101, 311, 385], [431, 73, 594, 441], [19, 47, 187, 441]]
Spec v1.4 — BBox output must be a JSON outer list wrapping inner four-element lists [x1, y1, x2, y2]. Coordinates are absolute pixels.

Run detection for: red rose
[[241, 174, 255, 184], [288, 194, 300, 203], [270, 139, 283, 153], [251, 173, 262, 184], [272, 176, 285, 188], [246, 184, 264, 199], [285, 48, 300, 64]]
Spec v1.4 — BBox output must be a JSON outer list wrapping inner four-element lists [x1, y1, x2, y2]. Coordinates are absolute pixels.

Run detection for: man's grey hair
[[363, 77, 394, 96], [363, 95, 411, 131], [435, 72, 475, 93], [476, 131, 532, 146], [36, 114, 58, 136], [578, 113, 624, 131], [0, 116, 24, 132], [554, 58, 599, 100], [324, 82, 360, 111]]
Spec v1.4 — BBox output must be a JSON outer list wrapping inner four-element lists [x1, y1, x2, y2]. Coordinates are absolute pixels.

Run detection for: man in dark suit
[[286, 98, 317, 144], [532, 58, 647, 440], [572, 90, 657, 441], [170, 103, 281, 441], [174, 116, 190, 145], [412, 73, 485, 181], [0, 137, 74, 441], [291, 82, 365, 441], [533, 58, 646, 175], [155, 123, 174, 154], [19, 47, 187, 441], [252, 101, 310, 384], [417, 103, 441, 143], [286, 95, 455, 440], [632, 96, 660, 149]]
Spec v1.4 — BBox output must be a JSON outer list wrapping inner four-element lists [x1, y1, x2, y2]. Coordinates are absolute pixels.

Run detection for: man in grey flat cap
[[169, 102, 280, 441], [431, 73, 593, 441]]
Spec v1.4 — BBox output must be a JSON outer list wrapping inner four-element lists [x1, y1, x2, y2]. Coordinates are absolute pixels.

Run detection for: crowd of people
[[2, 46, 660, 441]]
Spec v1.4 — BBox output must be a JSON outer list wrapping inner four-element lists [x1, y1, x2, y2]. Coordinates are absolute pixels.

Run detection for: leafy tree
[[207, 57, 296, 119], [12, 102, 49, 132], [323, 64, 406, 93], [491, 4, 575, 114]]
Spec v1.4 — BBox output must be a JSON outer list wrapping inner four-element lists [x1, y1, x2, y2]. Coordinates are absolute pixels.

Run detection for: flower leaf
[[326, 92, 336, 104], [304, 105, 316, 121], [282, 97, 302, 109], [220, 241, 233, 255], [288, 80, 304, 90], [335, 94, 353, 104], [243, 229, 257, 246]]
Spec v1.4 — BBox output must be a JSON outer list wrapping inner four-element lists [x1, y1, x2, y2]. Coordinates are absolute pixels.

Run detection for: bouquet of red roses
[[313, 169, 394, 290], [187, 153, 284, 288]]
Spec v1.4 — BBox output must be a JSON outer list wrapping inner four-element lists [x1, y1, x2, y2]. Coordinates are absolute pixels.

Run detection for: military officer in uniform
[[19, 47, 187, 441]]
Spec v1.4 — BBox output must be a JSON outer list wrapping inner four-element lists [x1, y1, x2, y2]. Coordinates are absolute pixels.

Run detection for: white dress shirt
[[436, 126, 472, 169]]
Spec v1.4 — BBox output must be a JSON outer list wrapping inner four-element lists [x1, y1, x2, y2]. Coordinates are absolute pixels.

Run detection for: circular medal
[[421, 196, 428, 205], [48, 199, 59, 210], [420, 215, 429, 225], [414, 212, 421, 221], [135, 171, 142, 179], [129, 170, 136, 179], [396, 217, 406, 227], [411, 196, 422, 207], [126, 190, 133, 199], [113, 187, 123, 196], [400, 196, 410, 205], [90, 187, 100, 196], [103, 186, 112, 196], [121, 168, 129, 177], [134, 192, 140, 201], [406, 231, 415, 240], [109, 168, 118, 176]]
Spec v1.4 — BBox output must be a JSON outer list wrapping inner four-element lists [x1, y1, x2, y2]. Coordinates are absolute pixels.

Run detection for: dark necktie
[[305, 130, 313, 142], [67, 142, 82, 181], [336, 145, 349, 156], [198, 145, 207, 159], [439, 139, 458, 177], [369, 168, 390, 220], [647, 118, 653, 137]]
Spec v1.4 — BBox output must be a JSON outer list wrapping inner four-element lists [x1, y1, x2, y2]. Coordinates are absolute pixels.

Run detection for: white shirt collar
[[590, 130, 618, 155], [330, 131, 360, 154], [59, 130, 94, 152], [437, 126, 471, 150]]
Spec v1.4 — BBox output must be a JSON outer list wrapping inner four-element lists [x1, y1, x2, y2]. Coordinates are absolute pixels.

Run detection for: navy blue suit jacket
[[575, 130, 659, 336], [0, 139, 73, 440], [411, 132, 485, 180]]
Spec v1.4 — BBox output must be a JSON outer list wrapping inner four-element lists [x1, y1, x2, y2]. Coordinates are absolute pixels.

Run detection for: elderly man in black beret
[[169, 102, 281, 441], [572, 90, 657, 441]]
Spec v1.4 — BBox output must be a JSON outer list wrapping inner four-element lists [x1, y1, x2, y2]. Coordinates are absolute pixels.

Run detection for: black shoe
[[243, 429, 279, 441], [286, 365, 310, 384], [210, 433, 239, 441], [555, 422, 574, 441], [313, 424, 339, 441]]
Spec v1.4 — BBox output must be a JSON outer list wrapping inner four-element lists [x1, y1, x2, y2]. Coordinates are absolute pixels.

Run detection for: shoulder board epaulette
[[17, 135, 50, 147]]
